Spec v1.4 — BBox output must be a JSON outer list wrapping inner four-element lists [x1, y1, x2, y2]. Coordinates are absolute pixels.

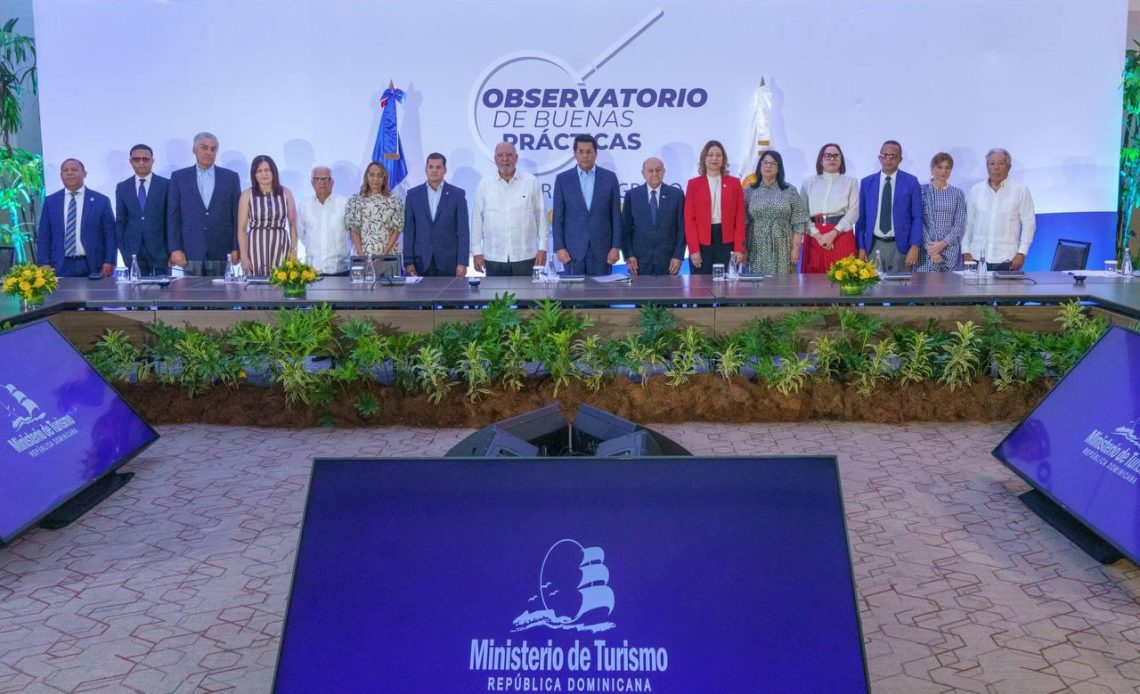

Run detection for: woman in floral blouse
[[744, 150, 810, 275], [346, 162, 404, 256]]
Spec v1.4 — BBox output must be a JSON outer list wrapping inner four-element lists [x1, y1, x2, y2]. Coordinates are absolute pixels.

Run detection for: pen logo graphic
[[1, 383, 44, 431], [512, 539, 616, 633], [469, 9, 681, 175]]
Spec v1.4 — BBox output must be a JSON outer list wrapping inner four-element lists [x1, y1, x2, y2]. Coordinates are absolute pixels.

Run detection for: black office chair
[[1050, 239, 1091, 271], [0, 247, 14, 275]]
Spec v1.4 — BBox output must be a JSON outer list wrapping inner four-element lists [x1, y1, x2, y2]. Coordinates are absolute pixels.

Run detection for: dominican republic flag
[[372, 84, 408, 190]]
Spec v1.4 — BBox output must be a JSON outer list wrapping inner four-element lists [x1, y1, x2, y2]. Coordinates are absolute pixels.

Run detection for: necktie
[[65, 192, 78, 256], [138, 179, 147, 209], [650, 189, 659, 226], [879, 176, 893, 234]]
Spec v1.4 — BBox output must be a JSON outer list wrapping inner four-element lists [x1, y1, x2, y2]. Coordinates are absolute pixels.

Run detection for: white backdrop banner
[[35, 0, 1125, 216]]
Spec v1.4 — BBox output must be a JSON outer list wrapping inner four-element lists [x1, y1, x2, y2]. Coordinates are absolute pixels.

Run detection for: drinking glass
[[1105, 259, 1119, 274], [533, 265, 545, 282], [712, 263, 726, 281], [963, 260, 978, 274]]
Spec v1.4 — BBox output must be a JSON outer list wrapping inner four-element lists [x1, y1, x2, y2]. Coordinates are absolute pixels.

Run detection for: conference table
[[3, 272, 1139, 344]]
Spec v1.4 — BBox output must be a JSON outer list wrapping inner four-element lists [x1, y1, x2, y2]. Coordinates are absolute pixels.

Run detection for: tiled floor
[[1, 423, 1138, 693]]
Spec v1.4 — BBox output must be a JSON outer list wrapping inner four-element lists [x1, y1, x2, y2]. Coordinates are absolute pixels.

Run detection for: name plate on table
[[992, 270, 1026, 279], [735, 273, 767, 282], [880, 272, 912, 281]]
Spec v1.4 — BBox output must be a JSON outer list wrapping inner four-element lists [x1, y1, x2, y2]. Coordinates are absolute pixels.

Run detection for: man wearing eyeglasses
[[296, 166, 351, 276], [854, 140, 923, 272], [115, 144, 169, 275]]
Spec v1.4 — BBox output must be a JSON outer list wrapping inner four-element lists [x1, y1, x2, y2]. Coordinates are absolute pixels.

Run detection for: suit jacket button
[[205, 212, 210, 215], [140, 216, 146, 221]]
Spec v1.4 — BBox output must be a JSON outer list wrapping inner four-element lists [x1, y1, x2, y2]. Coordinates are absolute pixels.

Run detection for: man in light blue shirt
[[552, 135, 622, 275]]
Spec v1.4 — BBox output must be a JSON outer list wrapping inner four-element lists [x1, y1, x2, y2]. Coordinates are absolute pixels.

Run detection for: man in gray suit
[[166, 132, 241, 276], [115, 144, 169, 276]]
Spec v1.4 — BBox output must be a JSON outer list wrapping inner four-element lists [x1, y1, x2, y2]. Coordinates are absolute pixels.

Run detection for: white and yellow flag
[[739, 78, 773, 187]]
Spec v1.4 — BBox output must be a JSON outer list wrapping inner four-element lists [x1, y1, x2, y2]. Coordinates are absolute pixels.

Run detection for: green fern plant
[[354, 391, 380, 418]]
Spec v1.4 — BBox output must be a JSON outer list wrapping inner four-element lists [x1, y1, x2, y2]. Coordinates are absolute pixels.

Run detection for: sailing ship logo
[[1, 383, 45, 431], [512, 539, 616, 633], [1113, 416, 1140, 447]]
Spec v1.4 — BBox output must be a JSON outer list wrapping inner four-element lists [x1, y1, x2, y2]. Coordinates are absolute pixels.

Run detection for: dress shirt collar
[[577, 166, 595, 178], [66, 186, 86, 198], [647, 184, 662, 199]]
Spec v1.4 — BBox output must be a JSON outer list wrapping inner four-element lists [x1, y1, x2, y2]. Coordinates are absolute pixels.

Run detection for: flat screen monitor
[[0, 320, 158, 544], [275, 456, 868, 692], [993, 326, 1140, 563]]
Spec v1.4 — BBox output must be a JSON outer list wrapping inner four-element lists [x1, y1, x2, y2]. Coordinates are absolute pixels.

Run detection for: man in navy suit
[[854, 140, 923, 272], [166, 132, 241, 276], [621, 157, 685, 276], [36, 158, 116, 277], [403, 153, 469, 277], [553, 134, 622, 276], [115, 144, 169, 276]]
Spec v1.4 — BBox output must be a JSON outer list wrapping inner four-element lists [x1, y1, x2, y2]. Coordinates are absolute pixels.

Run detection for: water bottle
[[977, 255, 987, 276], [873, 249, 883, 273], [363, 254, 377, 284], [547, 259, 559, 283], [1123, 253, 1134, 278], [727, 257, 739, 280], [129, 254, 141, 284]]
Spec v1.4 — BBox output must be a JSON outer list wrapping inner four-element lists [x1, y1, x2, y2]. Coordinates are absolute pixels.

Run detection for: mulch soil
[[121, 375, 1050, 429]]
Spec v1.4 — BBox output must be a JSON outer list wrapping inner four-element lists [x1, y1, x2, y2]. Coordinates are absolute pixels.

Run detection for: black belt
[[813, 214, 844, 225], [65, 255, 87, 259], [873, 236, 895, 243]]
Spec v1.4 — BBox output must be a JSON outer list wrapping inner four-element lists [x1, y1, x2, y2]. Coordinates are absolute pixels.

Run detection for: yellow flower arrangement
[[2, 263, 59, 305], [825, 255, 879, 295], [267, 258, 320, 296]]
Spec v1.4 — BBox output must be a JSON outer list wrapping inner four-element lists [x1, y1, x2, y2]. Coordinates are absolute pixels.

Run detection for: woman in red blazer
[[684, 140, 747, 274]]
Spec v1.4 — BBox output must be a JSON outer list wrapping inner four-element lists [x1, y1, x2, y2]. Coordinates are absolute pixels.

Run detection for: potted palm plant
[[0, 17, 42, 264]]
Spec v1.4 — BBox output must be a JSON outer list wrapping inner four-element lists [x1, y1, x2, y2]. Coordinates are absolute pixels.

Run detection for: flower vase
[[21, 294, 46, 309], [838, 282, 865, 296], [283, 286, 307, 299]]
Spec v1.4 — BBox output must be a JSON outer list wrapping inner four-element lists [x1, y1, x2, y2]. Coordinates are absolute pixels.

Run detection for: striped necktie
[[65, 192, 78, 256]]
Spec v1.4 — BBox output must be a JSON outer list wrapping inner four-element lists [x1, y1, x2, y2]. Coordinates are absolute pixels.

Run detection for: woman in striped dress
[[238, 155, 298, 276]]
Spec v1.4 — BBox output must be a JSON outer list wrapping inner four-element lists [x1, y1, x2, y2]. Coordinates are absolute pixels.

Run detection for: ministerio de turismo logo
[[467, 8, 710, 174], [3, 381, 79, 459], [468, 540, 671, 692], [514, 539, 616, 633]]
